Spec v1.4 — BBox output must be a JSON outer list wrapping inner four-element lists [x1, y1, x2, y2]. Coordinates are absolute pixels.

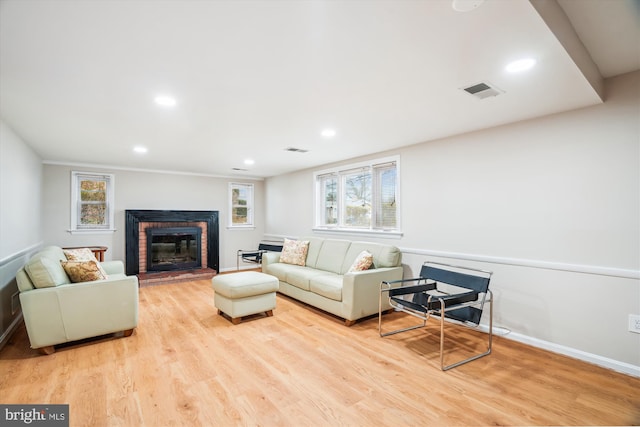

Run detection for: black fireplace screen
[[146, 226, 202, 272]]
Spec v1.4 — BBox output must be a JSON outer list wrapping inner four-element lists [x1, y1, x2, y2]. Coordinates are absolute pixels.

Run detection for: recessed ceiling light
[[505, 58, 537, 73], [321, 129, 336, 138], [244, 159, 255, 165], [154, 95, 177, 107], [133, 146, 148, 154]]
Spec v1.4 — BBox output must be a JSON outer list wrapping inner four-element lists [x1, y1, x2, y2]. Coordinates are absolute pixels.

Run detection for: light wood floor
[[1, 279, 639, 426]]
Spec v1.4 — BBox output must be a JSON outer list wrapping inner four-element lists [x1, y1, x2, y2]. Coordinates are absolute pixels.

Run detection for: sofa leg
[[39, 346, 55, 355], [344, 319, 356, 327], [265, 310, 273, 317], [123, 329, 134, 337]]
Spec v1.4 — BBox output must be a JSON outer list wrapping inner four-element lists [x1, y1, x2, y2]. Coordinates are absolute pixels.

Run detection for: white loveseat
[[262, 237, 403, 325]]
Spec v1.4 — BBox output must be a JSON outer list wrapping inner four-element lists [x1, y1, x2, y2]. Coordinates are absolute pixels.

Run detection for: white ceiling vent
[[284, 147, 309, 153], [461, 81, 504, 99]]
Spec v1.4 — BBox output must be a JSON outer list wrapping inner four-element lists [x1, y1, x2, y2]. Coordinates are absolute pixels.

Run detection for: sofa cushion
[[265, 262, 307, 283], [315, 239, 351, 274], [309, 274, 343, 301], [300, 237, 325, 269], [24, 247, 71, 289], [279, 238, 309, 266], [286, 267, 330, 291], [212, 272, 279, 298], [61, 260, 107, 283]]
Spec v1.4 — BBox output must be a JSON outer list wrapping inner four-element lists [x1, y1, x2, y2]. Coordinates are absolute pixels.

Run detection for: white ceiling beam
[[530, 0, 604, 101]]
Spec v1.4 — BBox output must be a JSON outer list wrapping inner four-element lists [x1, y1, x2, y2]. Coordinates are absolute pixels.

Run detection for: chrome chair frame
[[237, 241, 283, 270], [379, 261, 493, 371]]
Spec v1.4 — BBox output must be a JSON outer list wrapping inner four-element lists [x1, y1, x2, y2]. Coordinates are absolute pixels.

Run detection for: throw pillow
[[279, 238, 309, 266], [64, 248, 108, 278], [63, 248, 96, 261], [348, 250, 373, 272], [61, 260, 107, 283]]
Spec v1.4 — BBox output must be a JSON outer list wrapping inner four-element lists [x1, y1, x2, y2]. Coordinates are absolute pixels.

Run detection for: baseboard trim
[[220, 265, 259, 273], [479, 324, 640, 377]]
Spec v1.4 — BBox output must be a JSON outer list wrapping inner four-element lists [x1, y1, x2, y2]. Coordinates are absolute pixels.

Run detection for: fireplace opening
[[147, 226, 202, 272]]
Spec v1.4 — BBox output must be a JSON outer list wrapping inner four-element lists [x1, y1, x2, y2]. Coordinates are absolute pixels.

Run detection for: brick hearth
[[137, 268, 216, 287]]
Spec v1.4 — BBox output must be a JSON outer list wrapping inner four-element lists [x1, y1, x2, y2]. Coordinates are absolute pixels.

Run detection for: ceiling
[[1, 0, 639, 178]]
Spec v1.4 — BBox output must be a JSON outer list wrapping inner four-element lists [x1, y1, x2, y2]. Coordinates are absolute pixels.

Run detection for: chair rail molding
[[0, 242, 43, 267], [400, 247, 639, 280]]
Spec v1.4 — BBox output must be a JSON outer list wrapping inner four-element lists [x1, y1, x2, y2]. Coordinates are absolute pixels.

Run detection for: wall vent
[[284, 147, 309, 153], [231, 167, 248, 171], [461, 81, 503, 99]]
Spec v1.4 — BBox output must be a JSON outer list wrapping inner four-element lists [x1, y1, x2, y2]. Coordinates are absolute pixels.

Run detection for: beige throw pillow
[[63, 248, 95, 261], [279, 238, 309, 266], [61, 260, 107, 283]]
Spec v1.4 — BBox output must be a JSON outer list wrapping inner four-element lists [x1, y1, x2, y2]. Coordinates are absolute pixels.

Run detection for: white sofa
[[262, 237, 403, 325], [16, 246, 139, 354]]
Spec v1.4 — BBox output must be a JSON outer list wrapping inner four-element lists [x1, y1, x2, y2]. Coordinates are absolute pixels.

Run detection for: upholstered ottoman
[[211, 272, 279, 324]]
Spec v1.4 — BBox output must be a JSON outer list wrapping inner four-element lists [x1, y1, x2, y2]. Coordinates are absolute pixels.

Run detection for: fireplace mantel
[[125, 210, 219, 276]]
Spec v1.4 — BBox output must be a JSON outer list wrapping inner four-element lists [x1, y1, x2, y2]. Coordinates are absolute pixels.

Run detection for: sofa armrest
[[342, 266, 404, 321], [262, 252, 281, 269], [101, 260, 125, 275]]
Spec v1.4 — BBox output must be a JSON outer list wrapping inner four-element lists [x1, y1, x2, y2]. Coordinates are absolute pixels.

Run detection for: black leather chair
[[237, 241, 283, 270], [379, 261, 493, 370]]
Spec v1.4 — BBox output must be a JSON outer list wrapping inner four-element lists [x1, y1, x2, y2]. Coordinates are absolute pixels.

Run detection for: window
[[70, 171, 115, 233], [229, 182, 254, 228], [314, 156, 400, 234]]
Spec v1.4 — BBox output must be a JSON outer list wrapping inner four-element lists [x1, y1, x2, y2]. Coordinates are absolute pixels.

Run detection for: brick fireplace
[[125, 210, 219, 277], [140, 222, 205, 273]]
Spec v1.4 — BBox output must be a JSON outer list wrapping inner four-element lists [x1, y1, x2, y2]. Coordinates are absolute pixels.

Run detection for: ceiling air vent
[[284, 147, 309, 153], [461, 81, 503, 99], [231, 167, 248, 171]]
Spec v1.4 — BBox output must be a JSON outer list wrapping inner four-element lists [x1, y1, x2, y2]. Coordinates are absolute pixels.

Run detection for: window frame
[[313, 156, 401, 237], [228, 182, 255, 229], [70, 171, 115, 234]]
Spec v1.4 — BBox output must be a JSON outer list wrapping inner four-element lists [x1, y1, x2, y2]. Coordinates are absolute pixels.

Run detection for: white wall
[[0, 119, 43, 347], [264, 71, 640, 372], [0, 120, 42, 259], [41, 165, 265, 272]]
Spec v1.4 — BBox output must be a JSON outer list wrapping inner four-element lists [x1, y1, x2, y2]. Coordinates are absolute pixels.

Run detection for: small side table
[[63, 246, 108, 262]]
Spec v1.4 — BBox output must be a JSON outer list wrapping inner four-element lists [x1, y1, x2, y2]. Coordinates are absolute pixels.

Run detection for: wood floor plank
[[1, 279, 639, 426]]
